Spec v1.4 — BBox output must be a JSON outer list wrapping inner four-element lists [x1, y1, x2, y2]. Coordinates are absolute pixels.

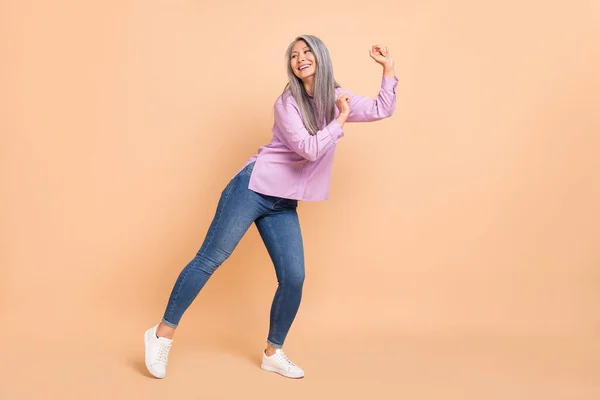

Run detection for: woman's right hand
[[335, 93, 351, 127], [335, 93, 351, 126], [336, 93, 351, 115]]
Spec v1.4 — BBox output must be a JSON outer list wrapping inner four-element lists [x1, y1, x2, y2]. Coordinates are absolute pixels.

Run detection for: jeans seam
[[270, 199, 283, 211], [265, 213, 285, 345]]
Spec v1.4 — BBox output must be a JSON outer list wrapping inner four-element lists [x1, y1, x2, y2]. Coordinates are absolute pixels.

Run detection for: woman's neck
[[303, 78, 314, 97]]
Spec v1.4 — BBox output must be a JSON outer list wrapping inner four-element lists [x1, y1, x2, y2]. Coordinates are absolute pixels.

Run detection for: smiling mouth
[[298, 64, 311, 71]]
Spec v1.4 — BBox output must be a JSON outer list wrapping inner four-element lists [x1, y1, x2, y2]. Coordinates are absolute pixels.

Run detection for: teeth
[[299, 65, 310, 70]]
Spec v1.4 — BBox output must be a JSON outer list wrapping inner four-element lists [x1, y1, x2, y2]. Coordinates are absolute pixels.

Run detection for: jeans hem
[[267, 339, 283, 349], [161, 318, 179, 329]]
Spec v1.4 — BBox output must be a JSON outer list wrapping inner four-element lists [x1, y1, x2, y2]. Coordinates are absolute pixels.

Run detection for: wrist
[[382, 63, 395, 79], [336, 112, 349, 126]]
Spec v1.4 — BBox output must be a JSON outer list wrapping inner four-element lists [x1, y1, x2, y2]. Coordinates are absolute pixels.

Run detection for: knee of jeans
[[191, 253, 225, 275], [197, 263, 219, 276], [284, 271, 305, 289]]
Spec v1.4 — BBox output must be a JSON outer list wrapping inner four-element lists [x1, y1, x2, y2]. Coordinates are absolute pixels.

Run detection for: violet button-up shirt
[[236, 76, 398, 201]]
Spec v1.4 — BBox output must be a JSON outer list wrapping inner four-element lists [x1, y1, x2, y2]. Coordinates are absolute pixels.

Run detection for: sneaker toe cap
[[147, 363, 167, 379]]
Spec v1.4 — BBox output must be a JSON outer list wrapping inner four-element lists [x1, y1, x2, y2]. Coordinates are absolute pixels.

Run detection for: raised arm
[[341, 45, 398, 123]]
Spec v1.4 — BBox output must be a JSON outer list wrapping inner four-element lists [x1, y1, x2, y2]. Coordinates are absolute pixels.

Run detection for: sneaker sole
[[260, 363, 304, 379]]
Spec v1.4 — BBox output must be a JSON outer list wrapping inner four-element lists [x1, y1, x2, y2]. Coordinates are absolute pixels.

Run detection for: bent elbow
[[382, 105, 396, 119]]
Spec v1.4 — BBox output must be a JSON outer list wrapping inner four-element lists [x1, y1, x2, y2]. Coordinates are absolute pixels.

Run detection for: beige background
[[1, 0, 599, 398]]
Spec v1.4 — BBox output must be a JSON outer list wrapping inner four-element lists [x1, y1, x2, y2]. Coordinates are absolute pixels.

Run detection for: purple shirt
[[236, 76, 398, 201]]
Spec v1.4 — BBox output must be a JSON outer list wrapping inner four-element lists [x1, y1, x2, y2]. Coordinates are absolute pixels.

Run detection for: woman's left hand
[[369, 45, 394, 69]]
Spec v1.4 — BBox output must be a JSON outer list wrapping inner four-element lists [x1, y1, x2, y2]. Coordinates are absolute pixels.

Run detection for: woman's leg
[[161, 168, 266, 331], [255, 201, 305, 349], [145, 163, 267, 378], [255, 201, 306, 378]]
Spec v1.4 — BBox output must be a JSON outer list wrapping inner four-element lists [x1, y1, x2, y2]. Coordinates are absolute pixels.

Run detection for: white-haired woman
[[144, 34, 397, 379]]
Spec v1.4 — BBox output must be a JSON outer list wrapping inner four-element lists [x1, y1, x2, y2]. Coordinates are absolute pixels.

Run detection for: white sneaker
[[144, 325, 173, 379], [261, 349, 304, 379]]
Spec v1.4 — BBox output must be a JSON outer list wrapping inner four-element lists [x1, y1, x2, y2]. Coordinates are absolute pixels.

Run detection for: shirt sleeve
[[273, 96, 344, 162], [343, 76, 398, 123]]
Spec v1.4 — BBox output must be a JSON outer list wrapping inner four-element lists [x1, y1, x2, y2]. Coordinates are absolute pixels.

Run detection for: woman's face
[[290, 40, 316, 81]]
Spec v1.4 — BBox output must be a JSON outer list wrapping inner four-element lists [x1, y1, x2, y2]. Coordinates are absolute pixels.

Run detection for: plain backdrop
[[1, 0, 599, 399]]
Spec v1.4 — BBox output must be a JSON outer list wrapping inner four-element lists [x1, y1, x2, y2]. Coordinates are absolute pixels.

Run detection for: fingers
[[370, 44, 390, 57], [336, 93, 351, 114], [369, 46, 378, 58], [337, 93, 350, 103]]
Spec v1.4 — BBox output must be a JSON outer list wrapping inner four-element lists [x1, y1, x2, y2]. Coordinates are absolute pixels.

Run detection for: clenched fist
[[369, 45, 394, 69], [335, 93, 351, 116]]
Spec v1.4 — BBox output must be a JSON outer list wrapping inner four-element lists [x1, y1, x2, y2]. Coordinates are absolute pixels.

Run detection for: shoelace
[[276, 351, 296, 367], [157, 340, 172, 364]]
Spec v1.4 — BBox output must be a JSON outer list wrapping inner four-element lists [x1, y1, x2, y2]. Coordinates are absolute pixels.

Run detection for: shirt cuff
[[382, 75, 399, 92], [326, 119, 344, 142]]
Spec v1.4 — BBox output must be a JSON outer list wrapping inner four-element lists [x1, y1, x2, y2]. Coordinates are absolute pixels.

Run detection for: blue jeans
[[162, 162, 305, 348]]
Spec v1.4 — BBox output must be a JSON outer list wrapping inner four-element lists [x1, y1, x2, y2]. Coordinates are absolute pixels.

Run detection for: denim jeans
[[162, 162, 305, 348]]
